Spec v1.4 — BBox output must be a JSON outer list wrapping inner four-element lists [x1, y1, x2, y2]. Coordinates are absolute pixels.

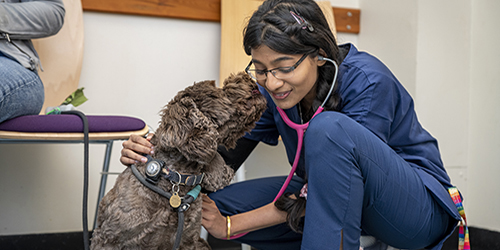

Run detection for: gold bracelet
[[226, 216, 231, 240]]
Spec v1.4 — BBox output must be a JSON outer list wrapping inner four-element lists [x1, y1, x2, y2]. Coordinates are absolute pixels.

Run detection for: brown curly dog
[[91, 72, 267, 250]]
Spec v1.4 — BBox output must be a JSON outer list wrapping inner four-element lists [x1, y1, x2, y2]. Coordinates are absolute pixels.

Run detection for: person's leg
[[208, 176, 304, 250], [0, 54, 45, 123], [301, 111, 452, 250]]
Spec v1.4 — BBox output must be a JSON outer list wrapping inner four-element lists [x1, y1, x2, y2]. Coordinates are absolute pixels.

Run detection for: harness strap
[[170, 189, 200, 250], [131, 163, 202, 250], [131, 164, 172, 199], [448, 187, 470, 250], [162, 169, 205, 186], [174, 211, 185, 249], [144, 155, 204, 186]]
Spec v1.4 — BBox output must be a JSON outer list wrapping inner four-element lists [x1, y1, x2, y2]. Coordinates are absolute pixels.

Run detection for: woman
[[121, 0, 462, 249], [0, 0, 65, 123]]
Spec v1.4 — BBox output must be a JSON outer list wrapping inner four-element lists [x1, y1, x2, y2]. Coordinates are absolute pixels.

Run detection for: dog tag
[[170, 193, 181, 208]]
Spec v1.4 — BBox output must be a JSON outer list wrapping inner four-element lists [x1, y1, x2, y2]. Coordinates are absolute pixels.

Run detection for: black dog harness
[[130, 156, 204, 250]]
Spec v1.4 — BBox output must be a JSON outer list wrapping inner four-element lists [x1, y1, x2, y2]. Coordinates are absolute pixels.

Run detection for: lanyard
[[448, 187, 470, 250]]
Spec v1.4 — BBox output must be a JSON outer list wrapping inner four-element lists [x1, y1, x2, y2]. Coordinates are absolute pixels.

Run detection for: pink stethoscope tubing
[[273, 106, 323, 200], [229, 107, 323, 240], [229, 56, 338, 240]]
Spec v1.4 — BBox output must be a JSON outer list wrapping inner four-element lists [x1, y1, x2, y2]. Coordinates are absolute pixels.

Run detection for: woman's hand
[[120, 133, 154, 166], [201, 194, 227, 239], [202, 194, 289, 239]]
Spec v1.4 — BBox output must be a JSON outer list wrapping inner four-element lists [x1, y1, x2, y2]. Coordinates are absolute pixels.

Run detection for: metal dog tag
[[170, 192, 181, 208]]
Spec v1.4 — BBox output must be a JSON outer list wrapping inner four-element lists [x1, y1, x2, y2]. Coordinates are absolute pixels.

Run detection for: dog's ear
[[201, 153, 235, 192], [158, 97, 219, 164]]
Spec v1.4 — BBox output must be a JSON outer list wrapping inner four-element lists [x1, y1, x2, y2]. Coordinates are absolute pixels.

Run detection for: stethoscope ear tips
[[318, 55, 326, 61]]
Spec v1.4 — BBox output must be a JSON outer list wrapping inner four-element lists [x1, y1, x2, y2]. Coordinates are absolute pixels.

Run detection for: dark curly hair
[[243, 0, 342, 120]]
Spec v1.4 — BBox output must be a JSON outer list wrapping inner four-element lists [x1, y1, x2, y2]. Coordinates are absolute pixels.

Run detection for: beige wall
[[1, 0, 499, 236]]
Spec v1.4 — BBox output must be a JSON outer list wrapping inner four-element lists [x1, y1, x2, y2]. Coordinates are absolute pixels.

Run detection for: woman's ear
[[317, 48, 327, 66]]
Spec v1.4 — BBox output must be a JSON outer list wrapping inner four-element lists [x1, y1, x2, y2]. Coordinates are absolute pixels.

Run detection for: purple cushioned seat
[[0, 115, 146, 133]]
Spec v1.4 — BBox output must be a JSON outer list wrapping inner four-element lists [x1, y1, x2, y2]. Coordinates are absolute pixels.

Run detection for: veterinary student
[[0, 0, 65, 123], [120, 0, 463, 249]]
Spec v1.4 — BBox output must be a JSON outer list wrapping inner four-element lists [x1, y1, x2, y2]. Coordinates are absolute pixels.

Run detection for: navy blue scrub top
[[244, 43, 461, 220]]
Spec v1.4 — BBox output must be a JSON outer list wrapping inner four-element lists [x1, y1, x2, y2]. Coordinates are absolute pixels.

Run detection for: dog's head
[[153, 80, 232, 165], [153, 72, 266, 166], [218, 72, 267, 149]]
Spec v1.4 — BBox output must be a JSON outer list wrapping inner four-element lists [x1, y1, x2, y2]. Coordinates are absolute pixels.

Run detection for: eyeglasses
[[245, 53, 309, 82]]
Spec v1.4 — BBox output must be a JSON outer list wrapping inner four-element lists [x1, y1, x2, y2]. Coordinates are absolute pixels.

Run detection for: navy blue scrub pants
[[209, 112, 455, 250]]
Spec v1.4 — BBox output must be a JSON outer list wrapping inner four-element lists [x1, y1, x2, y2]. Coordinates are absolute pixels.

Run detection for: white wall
[[1, 0, 499, 236], [0, 12, 221, 235], [467, 0, 500, 232], [415, 0, 470, 209], [357, 0, 500, 232]]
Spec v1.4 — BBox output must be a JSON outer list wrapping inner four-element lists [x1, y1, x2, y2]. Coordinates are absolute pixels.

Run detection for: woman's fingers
[[120, 148, 146, 166], [119, 134, 155, 166], [201, 194, 227, 239]]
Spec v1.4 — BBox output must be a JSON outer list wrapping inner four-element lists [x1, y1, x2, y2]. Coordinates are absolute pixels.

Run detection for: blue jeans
[[209, 112, 456, 250], [0, 53, 45, 123]]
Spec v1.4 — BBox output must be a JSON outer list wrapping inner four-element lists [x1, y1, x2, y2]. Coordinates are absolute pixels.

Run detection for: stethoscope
[[230, 56, 338, 240], [274, 55, 339, 200]]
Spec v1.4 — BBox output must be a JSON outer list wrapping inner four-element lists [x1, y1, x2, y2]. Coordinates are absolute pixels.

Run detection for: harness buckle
[[178, 203, 190, 212], [145, 160, 164, 184]]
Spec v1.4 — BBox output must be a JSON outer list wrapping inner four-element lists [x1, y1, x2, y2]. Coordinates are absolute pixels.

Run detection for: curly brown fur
[[91, 72, 267, 250]]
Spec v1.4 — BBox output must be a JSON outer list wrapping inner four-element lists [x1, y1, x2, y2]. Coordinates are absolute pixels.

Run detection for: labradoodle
[[90, 72, 267, 250]]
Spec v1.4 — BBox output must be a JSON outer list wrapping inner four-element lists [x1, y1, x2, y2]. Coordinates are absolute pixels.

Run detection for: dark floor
[[0, 226, 498, 250]]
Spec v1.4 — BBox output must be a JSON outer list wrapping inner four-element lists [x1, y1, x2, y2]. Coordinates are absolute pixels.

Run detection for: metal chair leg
[[93, 140, 113, 229]]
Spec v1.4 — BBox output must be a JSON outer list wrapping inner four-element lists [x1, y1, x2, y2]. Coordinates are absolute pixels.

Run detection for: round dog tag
[[170, 193, 181, 208]]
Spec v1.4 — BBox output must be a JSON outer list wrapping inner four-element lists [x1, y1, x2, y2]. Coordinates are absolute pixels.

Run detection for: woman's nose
[[264, 73, 284, 91]]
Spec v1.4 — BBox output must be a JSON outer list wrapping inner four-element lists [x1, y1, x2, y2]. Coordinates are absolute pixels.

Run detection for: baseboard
[[441, 226, 500, 250], [0, 231, 90, 250], [0, 231, 243, 250], [0, 226, 498, 250]]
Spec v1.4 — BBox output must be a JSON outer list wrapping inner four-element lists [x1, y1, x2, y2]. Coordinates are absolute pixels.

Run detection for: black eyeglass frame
[[245, 53, 310, 81]]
